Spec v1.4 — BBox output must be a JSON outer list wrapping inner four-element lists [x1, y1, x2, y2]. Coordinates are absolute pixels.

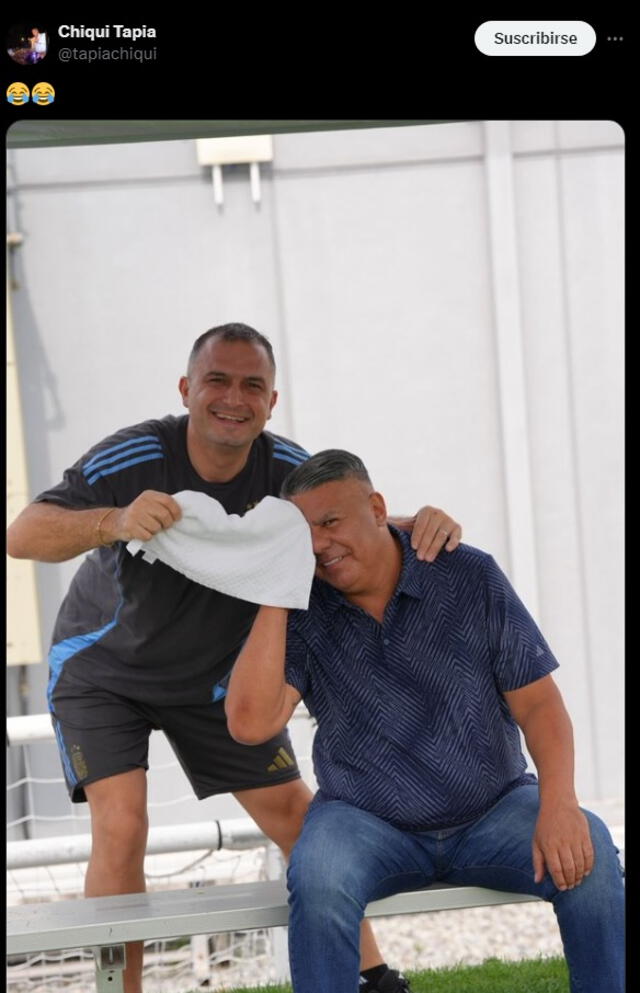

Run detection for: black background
[[2, 11, 632, 129]]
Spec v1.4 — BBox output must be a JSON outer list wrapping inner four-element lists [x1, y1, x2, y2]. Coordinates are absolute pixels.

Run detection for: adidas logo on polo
[[267, 747, 296, 772]]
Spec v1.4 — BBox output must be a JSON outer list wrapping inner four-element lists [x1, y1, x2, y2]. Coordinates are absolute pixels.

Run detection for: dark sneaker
[[360, 968, 413, 993]]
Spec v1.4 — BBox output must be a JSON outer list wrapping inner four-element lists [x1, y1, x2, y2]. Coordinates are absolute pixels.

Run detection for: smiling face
[[31, 82, 54, 104], [289, 477, 391, 597], [179, 337, 277, 457], [7, 82, 30, 105]]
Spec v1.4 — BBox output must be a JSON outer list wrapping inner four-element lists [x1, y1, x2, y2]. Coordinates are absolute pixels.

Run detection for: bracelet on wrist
[[96, 507, 117, 547]]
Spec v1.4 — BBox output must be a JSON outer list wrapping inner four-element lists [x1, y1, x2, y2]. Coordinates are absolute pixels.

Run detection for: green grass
[[218, 955, 569, 992]]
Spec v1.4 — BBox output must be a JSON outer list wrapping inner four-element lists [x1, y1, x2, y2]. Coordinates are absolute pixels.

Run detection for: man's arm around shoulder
[[226, 606, 301, 745]]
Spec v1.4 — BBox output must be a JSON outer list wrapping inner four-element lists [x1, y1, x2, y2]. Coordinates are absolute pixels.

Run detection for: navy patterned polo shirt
[[285, 529, 558, 831]]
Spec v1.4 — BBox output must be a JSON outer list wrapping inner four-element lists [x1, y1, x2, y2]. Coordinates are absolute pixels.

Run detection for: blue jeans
[[287, 785, 624, 993]]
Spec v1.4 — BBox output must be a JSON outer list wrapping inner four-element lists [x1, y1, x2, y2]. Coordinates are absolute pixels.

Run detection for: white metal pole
[[212, 164, 223, 206], [266, 841, 290, 982], [7, 713, 53, 743], [7, 819, 267, 869], [249, 162, 261, 203]]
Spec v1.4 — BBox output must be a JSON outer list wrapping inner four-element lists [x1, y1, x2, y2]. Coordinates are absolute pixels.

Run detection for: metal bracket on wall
[[196, 136, 273, 208]]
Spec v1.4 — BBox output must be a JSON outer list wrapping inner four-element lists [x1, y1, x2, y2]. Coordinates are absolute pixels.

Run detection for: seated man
[[226, 449, 625, 993]]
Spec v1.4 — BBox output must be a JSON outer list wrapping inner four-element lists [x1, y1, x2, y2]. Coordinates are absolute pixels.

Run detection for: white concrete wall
[[6, 121, 623, 835]]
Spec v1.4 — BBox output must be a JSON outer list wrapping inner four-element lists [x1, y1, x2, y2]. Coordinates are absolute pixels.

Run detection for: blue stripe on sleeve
[[86, 452, 165, 485], [83, 442, 164, 479], [273, 440, 310, 460], [83, 435, 160, 471], [274, 452, 307, 467]]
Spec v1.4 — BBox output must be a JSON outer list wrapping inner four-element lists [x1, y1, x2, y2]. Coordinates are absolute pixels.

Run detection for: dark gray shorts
[[49, 679, 300, 803]]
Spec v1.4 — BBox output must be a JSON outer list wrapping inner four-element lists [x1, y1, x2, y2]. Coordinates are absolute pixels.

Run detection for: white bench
[[7, 878, 539, 992]]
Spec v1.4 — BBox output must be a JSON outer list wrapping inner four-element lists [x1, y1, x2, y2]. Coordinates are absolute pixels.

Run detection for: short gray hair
[[280, 449, 372, 498]]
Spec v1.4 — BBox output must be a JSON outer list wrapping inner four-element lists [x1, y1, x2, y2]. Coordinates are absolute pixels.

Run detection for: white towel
[[126, 491, 315, 609]]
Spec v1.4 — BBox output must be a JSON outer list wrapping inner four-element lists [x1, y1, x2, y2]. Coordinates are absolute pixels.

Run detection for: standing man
[[7, 324, 461, 993], [226, 449, 625, 993], [28, 27, 47, 61]]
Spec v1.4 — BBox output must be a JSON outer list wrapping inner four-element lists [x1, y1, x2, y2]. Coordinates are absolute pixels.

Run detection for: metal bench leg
[[92, 944, 126, 992]]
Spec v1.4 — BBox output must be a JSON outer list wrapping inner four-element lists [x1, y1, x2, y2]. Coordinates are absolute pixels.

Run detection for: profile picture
[[6, 24, 48, 65]]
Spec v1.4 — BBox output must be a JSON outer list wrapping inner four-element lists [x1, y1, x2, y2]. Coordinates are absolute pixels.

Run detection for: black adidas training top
[[37, 415, 308, 705]]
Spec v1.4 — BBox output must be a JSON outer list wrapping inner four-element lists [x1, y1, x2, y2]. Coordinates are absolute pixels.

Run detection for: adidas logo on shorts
[[267, 747, 296, 772]]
